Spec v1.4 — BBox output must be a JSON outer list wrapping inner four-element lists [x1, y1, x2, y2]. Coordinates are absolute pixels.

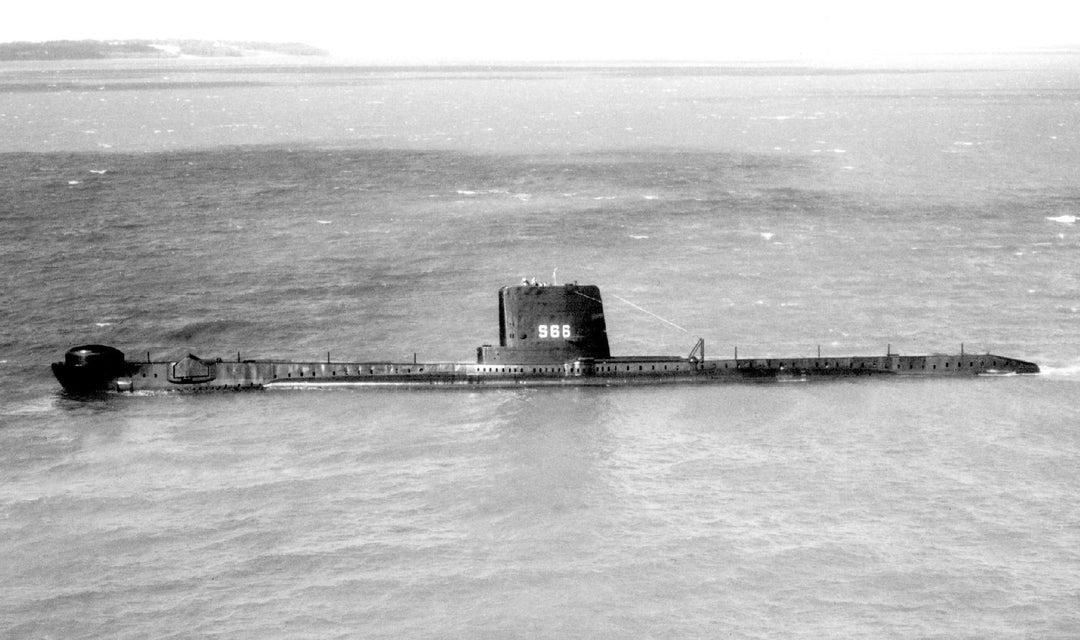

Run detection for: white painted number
[[538, 324, 571, 339]]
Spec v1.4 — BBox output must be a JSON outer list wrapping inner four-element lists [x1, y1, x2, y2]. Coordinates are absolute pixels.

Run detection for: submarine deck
[[62, 352, 1040, 393]]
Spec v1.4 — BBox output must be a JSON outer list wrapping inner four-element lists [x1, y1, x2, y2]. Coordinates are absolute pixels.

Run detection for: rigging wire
[[575, 288, 689, 334], [611, 295, 689, 333]]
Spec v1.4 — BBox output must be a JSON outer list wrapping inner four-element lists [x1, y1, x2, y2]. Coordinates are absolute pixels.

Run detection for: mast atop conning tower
[[476, 282, 610, 364]]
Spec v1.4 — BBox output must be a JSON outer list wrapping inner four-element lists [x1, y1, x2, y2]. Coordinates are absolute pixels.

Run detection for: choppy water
[[2, 56, 1080, 638]]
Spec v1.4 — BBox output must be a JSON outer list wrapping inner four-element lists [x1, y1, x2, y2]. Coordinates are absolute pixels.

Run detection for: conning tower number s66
[[538, 324, 571, 338]]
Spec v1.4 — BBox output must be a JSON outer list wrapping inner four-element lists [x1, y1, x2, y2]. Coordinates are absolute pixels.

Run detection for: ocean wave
[[1038, 362, 1080, 377], [164, 320, 253, 342], [455, 189, 509, 196], [3, 397, 57, 415]]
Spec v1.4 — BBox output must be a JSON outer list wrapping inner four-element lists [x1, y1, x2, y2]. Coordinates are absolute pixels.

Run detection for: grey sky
[[3, 0, 1077, 61]]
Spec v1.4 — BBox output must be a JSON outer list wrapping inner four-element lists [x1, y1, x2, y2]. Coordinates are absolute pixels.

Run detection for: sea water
[[2, 56, 1079, 638]]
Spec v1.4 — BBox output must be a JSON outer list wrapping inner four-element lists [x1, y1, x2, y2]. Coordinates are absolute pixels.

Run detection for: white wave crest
[[4, 398, 57, 415], [1038, 362, 1080, 377]]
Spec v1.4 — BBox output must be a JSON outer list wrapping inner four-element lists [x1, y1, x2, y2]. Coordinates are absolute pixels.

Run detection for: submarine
[[52, 280, 1040, 393]]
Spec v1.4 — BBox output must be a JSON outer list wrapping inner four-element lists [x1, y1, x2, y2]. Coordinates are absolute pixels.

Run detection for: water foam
[[3, 397, 58, 415], [1038, 362, 1080, 377]]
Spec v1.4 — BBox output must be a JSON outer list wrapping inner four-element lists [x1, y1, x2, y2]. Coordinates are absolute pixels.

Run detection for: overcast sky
[[3, 0, 1078, 61]]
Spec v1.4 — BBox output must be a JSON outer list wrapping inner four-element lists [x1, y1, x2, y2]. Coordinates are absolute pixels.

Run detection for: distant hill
[[0, 39, 329, 61]]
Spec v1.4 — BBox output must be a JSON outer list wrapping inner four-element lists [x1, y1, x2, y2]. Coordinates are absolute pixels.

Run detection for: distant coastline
[[0, 39, 328, 61]]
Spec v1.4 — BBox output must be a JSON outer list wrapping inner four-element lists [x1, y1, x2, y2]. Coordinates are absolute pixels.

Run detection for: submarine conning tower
[[477, 282, 611, 364]]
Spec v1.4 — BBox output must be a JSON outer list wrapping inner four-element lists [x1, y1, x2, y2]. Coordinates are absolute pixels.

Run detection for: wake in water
[[1037, 361, 1080, 377]]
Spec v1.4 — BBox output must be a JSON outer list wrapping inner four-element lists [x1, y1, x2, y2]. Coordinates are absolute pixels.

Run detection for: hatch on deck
[[169, 354, 216, 383]]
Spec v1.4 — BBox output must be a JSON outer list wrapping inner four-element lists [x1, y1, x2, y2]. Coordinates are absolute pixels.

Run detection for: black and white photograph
[[2, 1, 1078, 637]]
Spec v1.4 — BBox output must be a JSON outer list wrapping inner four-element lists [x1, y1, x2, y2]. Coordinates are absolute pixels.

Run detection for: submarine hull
[[52, 351, 1040, 393], [51, 282, 1039, 394]]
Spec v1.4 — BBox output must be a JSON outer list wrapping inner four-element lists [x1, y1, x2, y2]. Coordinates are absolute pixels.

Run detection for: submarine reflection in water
[[52, 281, 1040, 393]]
